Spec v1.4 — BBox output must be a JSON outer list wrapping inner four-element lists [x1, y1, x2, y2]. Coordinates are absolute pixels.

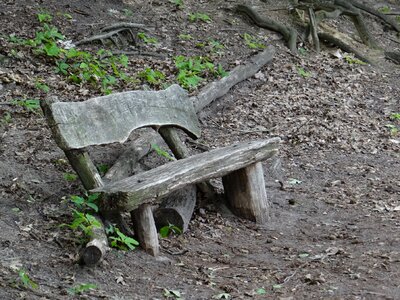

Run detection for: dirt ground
[[0, 0, 399, 299]]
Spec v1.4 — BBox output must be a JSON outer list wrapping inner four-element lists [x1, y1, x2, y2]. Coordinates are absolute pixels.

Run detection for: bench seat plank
[[93, 138, 280, 212], [45, 84, 201, 150]]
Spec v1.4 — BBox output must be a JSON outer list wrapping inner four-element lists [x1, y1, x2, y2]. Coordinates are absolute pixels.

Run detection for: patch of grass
[[37, 12, 52, 23], [174, 55, 228, 89], [67, 283, 97, 295], [137, 32, 158, 44], [18, 269, 38, 290], [122, 9, 133, 17], [390, 113, 400, 120], [242, 33, 266, 49], [178, 33, 193, 40], [63, 172, 77, 182], [297, 67, 311, 78], [35, 80, 50, 92], [169, 0, 184, 8], [151, 143, 175, 161], [188, 12, 211, 23], [378, 6, 391, 14], [12, 99, 41, 112], [159, 223, 182, 238], [138, 68, 166, 86], [1, 112, 12, 124], [344, 55, 367, 65]]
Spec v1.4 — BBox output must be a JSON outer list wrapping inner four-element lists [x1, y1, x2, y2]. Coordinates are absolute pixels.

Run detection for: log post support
[[131, 204, 159, 256], [222, 162, 270, 224]]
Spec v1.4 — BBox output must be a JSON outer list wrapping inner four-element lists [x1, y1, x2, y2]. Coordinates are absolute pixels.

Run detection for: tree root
[[236, 4, 298, 54], [75, 23, 148, 48]]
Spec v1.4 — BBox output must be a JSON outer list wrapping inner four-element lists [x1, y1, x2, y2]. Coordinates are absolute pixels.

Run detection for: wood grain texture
[[222, 162, 270, 224], [48, 84, 200, 150], [93, 138, 280, 212]]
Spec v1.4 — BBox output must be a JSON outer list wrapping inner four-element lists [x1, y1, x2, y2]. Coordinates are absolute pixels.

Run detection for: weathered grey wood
[[153, 186, 196, 232], [222, 162, 270, 224], [47, 84, 200, 150], [79, 215, 109, 266], [93, 138, 280, 212], [131, 204, 159, 256], [308, 8, 320, 53], [158, 127, 190, 159]]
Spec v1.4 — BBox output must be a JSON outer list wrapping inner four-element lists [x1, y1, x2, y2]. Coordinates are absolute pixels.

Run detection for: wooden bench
[[42, 84, 280, 259]]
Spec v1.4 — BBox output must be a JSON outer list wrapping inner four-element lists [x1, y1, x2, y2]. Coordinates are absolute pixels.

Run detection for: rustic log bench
[[42, 84, 280, 259]]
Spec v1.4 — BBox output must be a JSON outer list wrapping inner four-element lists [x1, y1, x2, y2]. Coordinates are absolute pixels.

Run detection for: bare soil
[[0, 0, 399, 299]]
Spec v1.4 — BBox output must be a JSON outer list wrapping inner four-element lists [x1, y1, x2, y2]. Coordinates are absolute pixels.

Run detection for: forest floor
[[0, 0, 399, 299]]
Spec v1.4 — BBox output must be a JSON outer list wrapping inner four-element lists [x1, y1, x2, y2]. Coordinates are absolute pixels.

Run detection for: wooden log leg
[[222, 162, 270, 224], [131, 204, 159, 256]]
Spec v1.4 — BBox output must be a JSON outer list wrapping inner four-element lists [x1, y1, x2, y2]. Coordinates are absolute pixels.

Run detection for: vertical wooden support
[[308, 8, 320, 53], [222, 162, 270, 224], [131, 204, 159, 256]]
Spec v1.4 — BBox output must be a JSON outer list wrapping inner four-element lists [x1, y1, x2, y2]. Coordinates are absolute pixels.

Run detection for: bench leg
[[131, 204, 159, 256], [222, 162, 270, 224]]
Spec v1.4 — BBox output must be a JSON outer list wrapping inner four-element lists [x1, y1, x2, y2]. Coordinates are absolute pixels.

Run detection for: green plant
[[67, 283, 97, 295], [138, 68, 166, 86], [61, 210, 101, 239], [297, 67, 311, 78], [385, 124, 398, 136], [12, 99, 41, 112], [344, 55, 367, 65], [390, 113, 400, 120], [137, 32, 158, 44], [151, 143, 175, 161], [1, 112, 12, 124], [188, 12, 211, 23], [178, 33, 193, 40], [208, 39, 225, 53], [378, 6, 391, 13], [70, 193, 100, 212], [63, 172, 77, 182], [18, 269, 38, 290], [174, 55, 227, 89], [37, 12, 52, 23], [170, 0, 184, 8], [242, 33, 266, 49], [97, 163, 109, 176], [159, 223, 182, 238], [35, 80, 50, 92], [298, 47, 308, 55], [107, 226, 139, 250], [123, 9, 133, 17]]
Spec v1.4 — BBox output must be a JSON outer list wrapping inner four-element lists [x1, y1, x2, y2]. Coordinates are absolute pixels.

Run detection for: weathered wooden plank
[[47, 84, 201, 150], [222, 162, 270, 224], [93, 138, 280, 212]]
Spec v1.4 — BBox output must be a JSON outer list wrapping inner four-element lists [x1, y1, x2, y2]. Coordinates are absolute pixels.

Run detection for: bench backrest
[[42, 84, 201, 150]]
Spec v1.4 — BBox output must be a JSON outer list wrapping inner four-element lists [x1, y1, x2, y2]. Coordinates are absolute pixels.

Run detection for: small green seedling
[[138, 68, 166, 85], [35, 81, 50, 92], [385, 124, 398, 136], [137, 32, 158, 44], [378, 6, 391, 13], [159, 223, 182, 238], [297, 67, 311, 78], [107, 226, 139, 250], [298, 47, 308, 55], [242, 33, 266, 49], [61, 210, 101, 238], [170, 0, 184, 8], [70, 193, 100, 212], [63, 172, 77, 182], [67, 283, 97, 295], [256, 288, 267, 295], [97, 163, 109, 176], [390, 113, 400, 120], [344, 55, 367, 65], [18, 269, 38, 290], [188, 12, 211, 23], [37, 12, 52, 23], [12, 99, 41, 112], [1, 112, 12, 124], [163, 288, 182, 299], [151, 143, 175, 161], [178, 33, 193, 40], [123, 9, 133, 17]]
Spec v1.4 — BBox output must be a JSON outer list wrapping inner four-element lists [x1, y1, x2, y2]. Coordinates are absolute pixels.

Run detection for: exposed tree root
[[236, 4, 298, 54]]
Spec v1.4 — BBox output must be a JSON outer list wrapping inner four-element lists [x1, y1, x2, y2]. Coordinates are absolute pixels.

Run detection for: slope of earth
[[0, 0, 399, 299]]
